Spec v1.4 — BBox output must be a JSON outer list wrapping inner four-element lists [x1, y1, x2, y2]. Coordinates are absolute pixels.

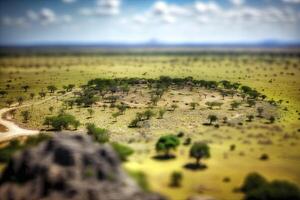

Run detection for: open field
[[0, 51, 300, 200]]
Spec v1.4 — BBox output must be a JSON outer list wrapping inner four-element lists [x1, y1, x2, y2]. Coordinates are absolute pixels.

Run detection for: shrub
[[240, 172, 268, 193], [241, 173, 300, 200], [86, 123, 109, 143], [111, 142, 134, 161], [44, 114, 80, 131], [169, 171, 183, 187]]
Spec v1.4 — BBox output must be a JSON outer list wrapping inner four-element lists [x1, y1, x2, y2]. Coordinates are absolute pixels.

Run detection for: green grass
[[0, 52, 299, 200]]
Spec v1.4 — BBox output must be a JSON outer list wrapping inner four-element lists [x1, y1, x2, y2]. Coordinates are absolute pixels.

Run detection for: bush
[[86, 123, 109, 143], [128, 171, 149, 191], [245, 181, 300, 200], [169, 171, 183, 187], [241, 172, 267, 193], [44, 114, 80, 131], [111, 142, 134, 161]]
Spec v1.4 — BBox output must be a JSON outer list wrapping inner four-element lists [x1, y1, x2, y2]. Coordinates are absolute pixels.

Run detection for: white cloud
[[230, 0, 245, 6], [153, 1, 189, 16], [1, 16, 27, 27], [79, 0, 122, 16], [62, 0, 76, 3], [195, 1, 221, 13], [162, 15, 176, 24], [62, 15, 72, 23], [282, 0, 300, 3], [40, 8, 56, 24], [79, 8, 94, 16], [27, 10, 39, 21]]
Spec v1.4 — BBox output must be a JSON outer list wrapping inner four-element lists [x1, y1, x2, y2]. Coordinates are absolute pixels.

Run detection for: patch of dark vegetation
[[238, 172, 300, 200], [0, 133, 51, 163]]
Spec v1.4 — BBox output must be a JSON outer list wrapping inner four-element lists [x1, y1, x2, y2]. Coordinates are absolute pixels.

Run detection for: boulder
[[0, 133, 166, 200]]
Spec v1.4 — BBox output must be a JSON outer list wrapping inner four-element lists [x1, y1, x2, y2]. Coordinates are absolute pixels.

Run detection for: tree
[[43, 114, 80, 131], [207, 115, 218, 125], [247, 99, 256, 107], [269, 116, 275, 123], [111, 142, 134, 161], [150, 95, 160, 106], [169, 171, 183, 187], [87, 108, 95, 118], [49, 106, 54, 113], [6, 99, 13, 107], [155, 135, 180, 158], [120, 84, 130, 95], [189, 142, 210, 166], [0, 90, 8, 98], [171, 104, 178, 111], [86, 123, 109, 143], [21, 85, 29, 92], [257, 107, 264, 117], [116, 104, 128, 115], [21, 110, 30, 123], [17, 96, 24, 106], [190, 102, 199, 110], [230, 101, 241, 110], [158, 108, 166, 119], [63, 84, 75, 92], [30, 93, 35, 99], [246, 115, 254, 122], [39, 91, 46, 98], [47, 85, 57, 93], [144, 109, 155, 120]]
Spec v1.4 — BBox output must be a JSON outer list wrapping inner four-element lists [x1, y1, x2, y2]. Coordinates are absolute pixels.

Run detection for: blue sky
[[0, 0, 300, 45]]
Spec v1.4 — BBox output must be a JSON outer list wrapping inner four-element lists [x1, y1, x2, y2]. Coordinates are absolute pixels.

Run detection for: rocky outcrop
[[0, 133, 165, 200]]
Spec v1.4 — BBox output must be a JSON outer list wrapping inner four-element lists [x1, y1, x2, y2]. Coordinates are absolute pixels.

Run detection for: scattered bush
[[86, 123, 109, 143], [111, 142, 134, 161]]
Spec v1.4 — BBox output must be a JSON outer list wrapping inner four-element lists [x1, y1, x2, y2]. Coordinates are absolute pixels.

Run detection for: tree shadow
[[202, 123, 212, 126], [183, 163, 207, 171], [152, 154, 176, 160]]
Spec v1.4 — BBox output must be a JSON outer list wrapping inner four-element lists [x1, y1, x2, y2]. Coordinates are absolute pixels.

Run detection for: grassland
[[0, 51, 299, 200]]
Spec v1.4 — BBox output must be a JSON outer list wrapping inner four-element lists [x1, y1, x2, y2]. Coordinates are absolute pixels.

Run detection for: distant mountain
[[1, 39, 300, 49]]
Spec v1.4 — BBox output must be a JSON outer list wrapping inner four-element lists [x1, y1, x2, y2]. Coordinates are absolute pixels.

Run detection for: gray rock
[[0, 133, 166, 200]]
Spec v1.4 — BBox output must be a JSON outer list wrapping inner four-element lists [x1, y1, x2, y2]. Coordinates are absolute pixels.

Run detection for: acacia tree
[[21, 110, 30, 123], [190, 102, 199, 110], [30, 93, 35, 99], [87, 108, 95, 118], [155, 135, 180, 158], [6, 99, 13, 107], [207, 115, 218, 125], [39, 91, 46, 99], [17, 96, 24, 106], [246, 115, 254, 122], [0, 90, 8, 98], [230, 101, 241, 110], [21, 85, 29, 92], [189, 142, 210, 166], [257, 107, 264, 117], [158, 108, 166, 119], [47, 85, 57, 93]]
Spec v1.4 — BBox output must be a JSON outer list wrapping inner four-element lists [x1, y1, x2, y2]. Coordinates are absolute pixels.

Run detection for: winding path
[[0, 107, 39, 143], [0, 92, 72, 143]]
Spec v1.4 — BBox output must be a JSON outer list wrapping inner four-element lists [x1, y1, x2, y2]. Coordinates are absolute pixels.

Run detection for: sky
[[0, 0, 300, 45]]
